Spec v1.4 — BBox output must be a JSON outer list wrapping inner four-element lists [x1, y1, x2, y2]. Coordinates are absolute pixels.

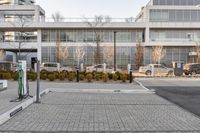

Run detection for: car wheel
[[167, 71, 173, 76], [145, 70, 152, 76], [191, 71, 196, 75], [184, 73, 189, 76]]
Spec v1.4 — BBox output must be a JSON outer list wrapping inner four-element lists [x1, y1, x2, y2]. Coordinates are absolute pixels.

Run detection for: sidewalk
[[0, 81, 149, 125], [0, 81, 200, 132]]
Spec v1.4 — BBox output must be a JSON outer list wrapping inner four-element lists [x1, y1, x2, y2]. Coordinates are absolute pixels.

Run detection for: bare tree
[[134, 40, 144, 69], [0, 49, 5, 61], [103, 45, 114, 66], [152, 45, 166, 64], [52, 12, 64, 63], [83, 15, 111, 65], [75, 45, 85, 68], [196, 42, 200, 63], [58, 46, 69, 64], [8, 15, 32, 61], [52, 12, 64, 22]]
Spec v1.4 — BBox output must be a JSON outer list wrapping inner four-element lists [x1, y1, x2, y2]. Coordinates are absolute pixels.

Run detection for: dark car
[[183, 63, 200, 75]]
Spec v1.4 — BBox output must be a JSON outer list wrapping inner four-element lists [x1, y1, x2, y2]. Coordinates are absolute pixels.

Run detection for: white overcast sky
[[36, 0, 149, 18]]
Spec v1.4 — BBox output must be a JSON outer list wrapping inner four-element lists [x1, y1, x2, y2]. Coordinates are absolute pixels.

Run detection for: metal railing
[[45, 17, 147, 23]]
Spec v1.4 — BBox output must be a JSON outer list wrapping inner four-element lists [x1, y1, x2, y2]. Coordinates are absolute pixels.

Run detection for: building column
[[12, 52, 17, 63], [145, 27, 150, 43], [41, 15, 45, 22], [37, 29, 42, 62], [34, 6, 40, 22]]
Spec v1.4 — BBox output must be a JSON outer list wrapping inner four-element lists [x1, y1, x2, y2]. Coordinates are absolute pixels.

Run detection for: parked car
[[0, 61, 17, 71], [183, 63, 200, 75], [86, 64, 122, 73], [139, 64, 173, 76], [40, 62, 60, 71]]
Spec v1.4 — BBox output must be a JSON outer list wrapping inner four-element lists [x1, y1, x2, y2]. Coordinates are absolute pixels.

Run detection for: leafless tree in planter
[[134, 40, 144, 69], [52, 12, 64, 63], [58, 46, 69, 64], [103, 45, 114, 66], [83, 15, 111, 65], [9, 15, 33, 61], [0, 49, 5, 61], [152, 45, 166, 64], [75, 45, 85, 68], [196, 42, 200, 63]]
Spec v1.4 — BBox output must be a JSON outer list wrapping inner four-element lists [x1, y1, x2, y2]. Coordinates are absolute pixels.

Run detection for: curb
[[134, 79, 155, 92], [0, 89, 50, 126], [49, 88, 155, 94]]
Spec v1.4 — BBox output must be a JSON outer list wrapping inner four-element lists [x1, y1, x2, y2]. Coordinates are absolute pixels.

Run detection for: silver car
[[139, 64, 173, 76], [86, 64, 121, 73]]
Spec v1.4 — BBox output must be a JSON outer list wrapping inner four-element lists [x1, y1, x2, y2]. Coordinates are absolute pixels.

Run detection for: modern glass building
[[0, 0, 199, 69]]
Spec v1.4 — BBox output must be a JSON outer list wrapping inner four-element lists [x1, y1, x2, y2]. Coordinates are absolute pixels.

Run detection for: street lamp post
[[114, 31, 117, 71]]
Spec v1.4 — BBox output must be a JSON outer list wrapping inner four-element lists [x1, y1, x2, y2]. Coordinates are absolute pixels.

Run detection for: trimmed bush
[[112, 74, 118, 81], [59, 73, 65, 80], [12, 72, 18, 80], [95, 74, 101, 81], [3, 72, 12, 80], [79, 74, 85, 81], [40, 72, 47, 80], [102, 73, 108, 82], [30, 73, 37, 81], [53, 71, 59, 79], [68, 72, 75, 81], [86, 73, 93, 82], [48, 74, 55, 81], [120, 73, 127, 82]]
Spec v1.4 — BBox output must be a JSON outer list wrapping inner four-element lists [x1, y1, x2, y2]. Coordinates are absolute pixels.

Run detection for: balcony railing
[[45, 17, 146, 23]]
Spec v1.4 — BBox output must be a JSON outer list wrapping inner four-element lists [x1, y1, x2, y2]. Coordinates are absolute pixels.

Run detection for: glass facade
[[41, 46, 135, 70], [0, 31, 37, 42], [150, 9, 200, 22], [41, 30, 144, 43], [144, 46, 195, 66], [153, 0, 200, 5], [150, 29, 200, 42]]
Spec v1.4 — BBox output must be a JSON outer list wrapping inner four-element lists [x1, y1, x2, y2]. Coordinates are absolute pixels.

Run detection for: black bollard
[[35, 60, 40, 103], [129, 69, 133, 83], [76, 68, 79, 82]]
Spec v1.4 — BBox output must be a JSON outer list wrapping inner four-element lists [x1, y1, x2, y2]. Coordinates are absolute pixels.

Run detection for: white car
[[139, 64, 173, 76], [86, 64, 121, 73], [40, 62, 60, 71]]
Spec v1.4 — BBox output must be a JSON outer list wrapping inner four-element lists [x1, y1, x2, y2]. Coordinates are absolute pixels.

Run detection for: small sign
[[177, 63, 181, 68], [10, 107, 23, 117]]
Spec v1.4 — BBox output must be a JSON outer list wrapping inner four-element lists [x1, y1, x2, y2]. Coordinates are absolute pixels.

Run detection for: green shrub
[[79, 74, 85, 80], [120, 73, 127, 82], [3, 72, 12, 80], [48, 74, 55, 81], [108, 73, 113, 80], [95, 74, 101, 81], [102, 73, 108, 82], [40, 72, 47, 80], [59, 73, 65, 80], [68, 72, 75, 81], [112, 74, 118, 81], [30, 73, 37, 81], [86, 73, 93, 82], [12, 72, 18, 80], [53, 71, 59, 79]]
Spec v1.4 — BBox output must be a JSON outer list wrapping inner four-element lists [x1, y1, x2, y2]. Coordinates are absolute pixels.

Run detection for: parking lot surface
[[138, 78, 200, 117], [1, 83, 200, 132]]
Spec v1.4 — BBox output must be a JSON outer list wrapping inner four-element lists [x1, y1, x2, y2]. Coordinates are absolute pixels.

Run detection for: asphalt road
[[139, 78, 200, 117]]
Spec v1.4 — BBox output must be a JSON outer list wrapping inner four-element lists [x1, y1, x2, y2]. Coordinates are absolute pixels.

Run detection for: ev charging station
[[18, 60, 27, 99]]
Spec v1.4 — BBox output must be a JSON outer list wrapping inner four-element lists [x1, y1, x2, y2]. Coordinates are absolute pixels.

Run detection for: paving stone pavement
[[1, 91, 200, 132], [0, 81, 144, 116]]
